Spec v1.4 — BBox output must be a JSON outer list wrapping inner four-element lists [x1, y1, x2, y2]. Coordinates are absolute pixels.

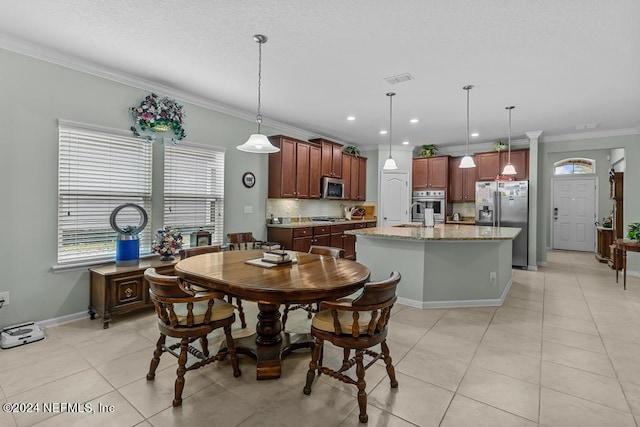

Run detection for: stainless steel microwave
[[321, 177, 345, 199]]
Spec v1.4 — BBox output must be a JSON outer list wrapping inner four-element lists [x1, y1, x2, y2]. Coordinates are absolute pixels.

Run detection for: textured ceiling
[[1, 0, 639, 148]]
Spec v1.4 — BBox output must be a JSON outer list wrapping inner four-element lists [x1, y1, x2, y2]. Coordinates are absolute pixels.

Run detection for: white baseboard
[[37, 311, 89, 329], [537, 261, 549, 267], [396, 277, 513, 309]]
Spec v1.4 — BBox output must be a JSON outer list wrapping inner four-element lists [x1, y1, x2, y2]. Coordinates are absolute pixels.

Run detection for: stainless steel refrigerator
[[475, 181, 529, 268]]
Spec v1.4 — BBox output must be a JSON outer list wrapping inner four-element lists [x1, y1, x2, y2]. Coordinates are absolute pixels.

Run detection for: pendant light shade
[[459, 85, 476, 169], [382, 92, 398, 170], [236, 34, 280, 154], [501, 106, 517, 175]]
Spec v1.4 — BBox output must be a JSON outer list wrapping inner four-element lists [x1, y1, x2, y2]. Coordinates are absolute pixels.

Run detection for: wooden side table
[[89, 257, 178, 328], [615, 239, 640, 290]]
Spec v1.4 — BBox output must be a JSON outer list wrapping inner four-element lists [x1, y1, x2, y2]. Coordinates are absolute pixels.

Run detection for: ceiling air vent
[[384, 73, 414, 85]]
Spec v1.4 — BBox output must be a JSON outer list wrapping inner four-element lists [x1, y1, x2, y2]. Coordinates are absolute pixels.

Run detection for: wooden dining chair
[[303, 271, 401, 424], [180, 245, 247, 329], [144, 268, 241, 407], [281, 245, 346, 330], [227, 232, 264, 250]]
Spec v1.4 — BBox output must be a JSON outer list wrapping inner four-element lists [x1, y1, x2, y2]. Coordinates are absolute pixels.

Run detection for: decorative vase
[[160, 254, 175, 261]]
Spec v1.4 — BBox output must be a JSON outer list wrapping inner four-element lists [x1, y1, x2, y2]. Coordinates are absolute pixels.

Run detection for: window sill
[[51, 253, 156, 273]]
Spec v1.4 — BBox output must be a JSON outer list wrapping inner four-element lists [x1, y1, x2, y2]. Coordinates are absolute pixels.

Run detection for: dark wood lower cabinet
[[89, 258, 177, 328], [595, 227, 613, 263]]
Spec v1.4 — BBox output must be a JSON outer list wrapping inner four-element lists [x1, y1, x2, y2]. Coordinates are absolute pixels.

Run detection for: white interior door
[[552, 178, 596, 251], [380, 171, 409, 226]]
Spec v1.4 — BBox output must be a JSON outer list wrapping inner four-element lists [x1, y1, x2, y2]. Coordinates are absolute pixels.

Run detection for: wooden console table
[[616, 239, 640, 290], [89, 257, 178, 328]]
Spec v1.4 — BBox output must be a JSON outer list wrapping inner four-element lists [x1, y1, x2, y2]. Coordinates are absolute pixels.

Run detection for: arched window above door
[[553, 158, 595, 175]]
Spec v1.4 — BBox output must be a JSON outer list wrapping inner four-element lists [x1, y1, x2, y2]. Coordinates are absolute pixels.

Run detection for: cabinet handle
[[125, 287, 133, 298]]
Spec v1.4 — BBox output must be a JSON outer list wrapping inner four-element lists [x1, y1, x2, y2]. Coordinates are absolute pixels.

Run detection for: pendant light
[[501, 106, 517, 175], [459, 85, 476, 168], [382, 92, 398, 170], [236, 34, 280, 153]]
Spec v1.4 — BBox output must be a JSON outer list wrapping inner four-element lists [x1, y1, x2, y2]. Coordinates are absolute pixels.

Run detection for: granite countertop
[[345, 223, 521, 241], [267, 219, 376, 228]]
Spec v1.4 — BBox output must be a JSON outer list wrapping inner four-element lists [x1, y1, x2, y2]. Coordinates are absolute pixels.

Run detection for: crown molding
[[542, 128, 640, 143], [0, 34, 319, 140]]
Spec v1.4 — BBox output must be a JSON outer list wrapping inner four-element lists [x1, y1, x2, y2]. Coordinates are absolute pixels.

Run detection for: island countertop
[[345, 223, 521, 241]]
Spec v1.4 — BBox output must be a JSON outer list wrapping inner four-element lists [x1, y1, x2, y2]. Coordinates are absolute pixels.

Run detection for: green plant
[[343, 145, 360, 157], [494, 140, 507, 151], [419, 144, 438, 157], [628, 222, 640, 242]]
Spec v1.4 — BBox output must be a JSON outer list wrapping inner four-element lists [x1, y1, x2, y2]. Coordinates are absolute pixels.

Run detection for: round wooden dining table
[[174, 249, 371, 379]]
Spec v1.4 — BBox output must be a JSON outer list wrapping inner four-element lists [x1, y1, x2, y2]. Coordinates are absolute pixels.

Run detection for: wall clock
[[242, 172, 256, 188]]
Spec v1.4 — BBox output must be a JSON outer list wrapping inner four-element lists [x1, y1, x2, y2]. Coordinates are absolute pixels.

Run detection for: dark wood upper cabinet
[[310, 138, 343, 178], [268, 135, 319, 199], [342, 153, 367, 201], [448, 156, 476, 202], [412, 156, 449, 190], [476, 149, 529, 181]]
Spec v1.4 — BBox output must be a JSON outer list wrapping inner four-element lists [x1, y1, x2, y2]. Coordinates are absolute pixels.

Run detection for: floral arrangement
[[601, 216, 613, 228], [130, 93, 186, 142], [152, 227, 183, 258]]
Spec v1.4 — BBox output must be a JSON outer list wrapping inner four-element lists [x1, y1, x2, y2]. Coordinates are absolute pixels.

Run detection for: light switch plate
[[244, 206, 254, 214]]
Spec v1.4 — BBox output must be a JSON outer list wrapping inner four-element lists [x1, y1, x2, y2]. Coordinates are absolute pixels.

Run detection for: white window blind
[[163, 143, 225, 245], [58, 121, 153, 265]]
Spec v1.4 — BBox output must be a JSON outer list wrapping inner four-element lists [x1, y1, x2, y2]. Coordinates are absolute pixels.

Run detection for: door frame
[[550, 176, 598, 251]]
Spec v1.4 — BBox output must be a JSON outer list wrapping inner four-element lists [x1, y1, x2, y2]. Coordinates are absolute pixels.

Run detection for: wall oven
[[411, 190, 445, 223]]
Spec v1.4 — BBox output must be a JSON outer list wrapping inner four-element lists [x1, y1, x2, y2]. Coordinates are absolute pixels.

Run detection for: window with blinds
[[163, 143, 225, 246], [57, 121, 153, 265]]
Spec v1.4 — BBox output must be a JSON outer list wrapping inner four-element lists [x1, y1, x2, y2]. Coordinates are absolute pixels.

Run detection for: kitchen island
[[345, 223, 521, 308]]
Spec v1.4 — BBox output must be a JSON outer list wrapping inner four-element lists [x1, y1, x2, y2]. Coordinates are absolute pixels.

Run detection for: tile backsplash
[[449, 202, 476, 218], [266, 199, 375, 221]]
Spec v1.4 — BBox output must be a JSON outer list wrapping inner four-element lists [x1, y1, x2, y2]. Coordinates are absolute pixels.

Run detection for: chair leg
[[147, 333, 166, 381], [341, 348, 351, 371], [381, 340, 398, 388], [304, 337, 323, 395], [200, 335, 209, 358], [173, 337, 189, 407], [282, 304, 291, 330], [236, 298, 247, 329], [355, 349, 368, 423], [224, 324, 241, 378], [317, 343, 324, 376]]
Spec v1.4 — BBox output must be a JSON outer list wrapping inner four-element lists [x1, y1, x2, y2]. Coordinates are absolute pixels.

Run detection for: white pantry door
[[380, 171, 409, 226], [552, 177, 596, 251]]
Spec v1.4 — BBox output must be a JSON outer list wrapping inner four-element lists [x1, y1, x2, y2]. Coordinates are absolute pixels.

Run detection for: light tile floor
[[2, 250, 640, 426]]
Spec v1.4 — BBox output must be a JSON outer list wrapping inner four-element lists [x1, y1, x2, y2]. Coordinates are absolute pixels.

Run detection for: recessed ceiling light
[[379, 130, 388, 135], [347, 116, 356, 121], [402, 141, 410, 145], [410, 119, 419, 123], [471, 132, 479, 137]]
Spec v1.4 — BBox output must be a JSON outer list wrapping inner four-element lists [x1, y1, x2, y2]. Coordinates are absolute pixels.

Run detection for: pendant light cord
[[256, 38, 263, 134], [388, 92, 394, 157], [463, 85, 474, 155], [507, 106, 514, 164]]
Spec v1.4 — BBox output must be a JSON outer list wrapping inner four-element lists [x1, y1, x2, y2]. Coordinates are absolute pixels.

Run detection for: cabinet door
[[309, 144, 322, 198], [448, 157, 464, 202], [295, 142, 310, 198], [462, 166, 477, 201], [350, 155, 360, 201], [332, 144, 343, 178], [412, 159, 429, 189], [476, 152, 500, 181], [343, 153, 354, 200], [274, 139, 296, 197], [343, 234, 356, 259], [427, 157, 448, 188], [293, 236, 313, 252], [357, 157, 367, 200], [500, 149, 528, 180]]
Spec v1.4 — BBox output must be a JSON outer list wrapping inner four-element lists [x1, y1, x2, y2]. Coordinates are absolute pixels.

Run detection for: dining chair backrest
[[180, 245, 221, 259], [308, 245, 345, 258], [227, 232, 262, 250]]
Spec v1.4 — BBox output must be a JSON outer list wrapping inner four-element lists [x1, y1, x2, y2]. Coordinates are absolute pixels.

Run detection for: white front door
[[380, 171, 409, 226], [552, 177, 596, 251]]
